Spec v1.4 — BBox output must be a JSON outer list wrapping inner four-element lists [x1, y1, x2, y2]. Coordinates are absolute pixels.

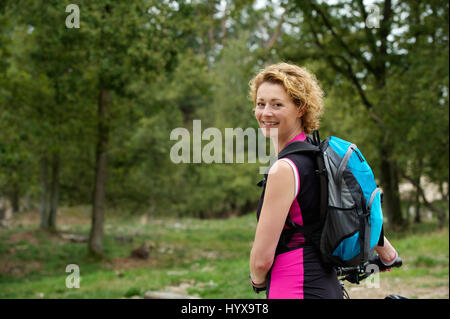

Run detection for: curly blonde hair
[[249, 62, 324, 134]]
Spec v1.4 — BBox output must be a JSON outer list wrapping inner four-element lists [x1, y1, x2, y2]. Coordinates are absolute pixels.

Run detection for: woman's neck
[[274, 128, 304, 154]]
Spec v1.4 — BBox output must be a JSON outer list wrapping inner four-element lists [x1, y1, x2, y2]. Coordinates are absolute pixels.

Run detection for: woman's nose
[[262, 105, 273, 117]]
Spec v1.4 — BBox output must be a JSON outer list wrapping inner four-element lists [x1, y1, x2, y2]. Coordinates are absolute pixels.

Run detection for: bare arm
[[250, 161, 296, 284], [376, 189, 398, 262], [375, 236, 397, 262]]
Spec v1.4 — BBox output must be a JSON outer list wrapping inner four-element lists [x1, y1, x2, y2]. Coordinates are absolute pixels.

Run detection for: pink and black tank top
[[256, 132, 321, 250]]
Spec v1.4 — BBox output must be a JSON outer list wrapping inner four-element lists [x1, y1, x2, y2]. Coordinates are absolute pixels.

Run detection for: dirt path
[[344, 277, 449, 299]]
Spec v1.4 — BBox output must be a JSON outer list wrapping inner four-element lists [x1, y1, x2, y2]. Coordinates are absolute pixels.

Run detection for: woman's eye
[[257, 102, 265, 107], [275, 103, 282, 107]]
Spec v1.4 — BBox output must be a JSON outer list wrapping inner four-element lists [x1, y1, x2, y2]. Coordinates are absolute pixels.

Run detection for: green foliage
[[0, 0, 447, 224]]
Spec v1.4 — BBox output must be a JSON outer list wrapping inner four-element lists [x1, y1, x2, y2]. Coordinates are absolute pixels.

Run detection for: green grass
[[0, 208, 448, 299], [387, 222, 449, 278]]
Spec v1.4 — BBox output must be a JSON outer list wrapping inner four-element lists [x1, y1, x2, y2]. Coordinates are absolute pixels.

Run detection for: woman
[[248, 63, 400, 299]]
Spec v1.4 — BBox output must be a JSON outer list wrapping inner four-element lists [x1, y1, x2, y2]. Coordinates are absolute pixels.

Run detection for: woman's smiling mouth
[[262, 121, 279, 127]]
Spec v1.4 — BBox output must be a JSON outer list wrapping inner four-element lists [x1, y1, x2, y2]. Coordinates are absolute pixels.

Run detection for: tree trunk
[[9, 181, 20, 214], [414, 183, 421, 224], [39, 156, 51, 229], [40, 153, 60, 231], [379, 145, 404, 228], [399, 168, 447, 229], [404, 196, 411, 224], [88, 87, 110, 258], [413, 159, 423, 223], [48, 151, 60, 232]]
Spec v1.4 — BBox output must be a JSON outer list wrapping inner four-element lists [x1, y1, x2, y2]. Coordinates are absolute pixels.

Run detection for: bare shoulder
[[264, 159, 296, 203], [266, 160, 295, 185]]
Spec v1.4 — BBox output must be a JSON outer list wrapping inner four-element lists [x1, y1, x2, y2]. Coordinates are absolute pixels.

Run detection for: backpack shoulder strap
[[258, 140, 318, 188], [278, 141, 320, 159]]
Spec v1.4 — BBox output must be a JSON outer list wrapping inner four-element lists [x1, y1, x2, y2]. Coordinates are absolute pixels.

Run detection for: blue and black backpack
[[259, 130, 384, 268]]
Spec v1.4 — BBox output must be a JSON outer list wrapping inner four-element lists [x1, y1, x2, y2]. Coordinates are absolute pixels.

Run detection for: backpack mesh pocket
[[320, 205, 361, 262]]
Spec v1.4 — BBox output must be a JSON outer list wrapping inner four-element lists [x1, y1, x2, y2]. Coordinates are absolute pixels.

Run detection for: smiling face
[[254, 81, 303, 148]]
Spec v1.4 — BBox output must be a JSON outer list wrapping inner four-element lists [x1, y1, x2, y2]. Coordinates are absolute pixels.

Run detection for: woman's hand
[[250, 274, 267, 293]]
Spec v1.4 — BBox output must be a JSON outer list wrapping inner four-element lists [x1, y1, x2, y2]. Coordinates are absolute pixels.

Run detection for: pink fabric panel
[[289, 197, 303, 226], [268, 248, 304, 299], [288, 197, 305, 247], [284, 131, 305, 225], [287, 131, 307, 144]]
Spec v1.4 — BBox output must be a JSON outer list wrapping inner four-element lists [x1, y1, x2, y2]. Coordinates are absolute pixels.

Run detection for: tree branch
[[264, 14, 284, 50], [310, 1, 377, 75], [335, 55, 389, 132], [308, 19, 387, 131], [379, 0, 392, 56], [356, 0, 378, 58], [375, 0, 392, 87], [220, 1, 229, 46]]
